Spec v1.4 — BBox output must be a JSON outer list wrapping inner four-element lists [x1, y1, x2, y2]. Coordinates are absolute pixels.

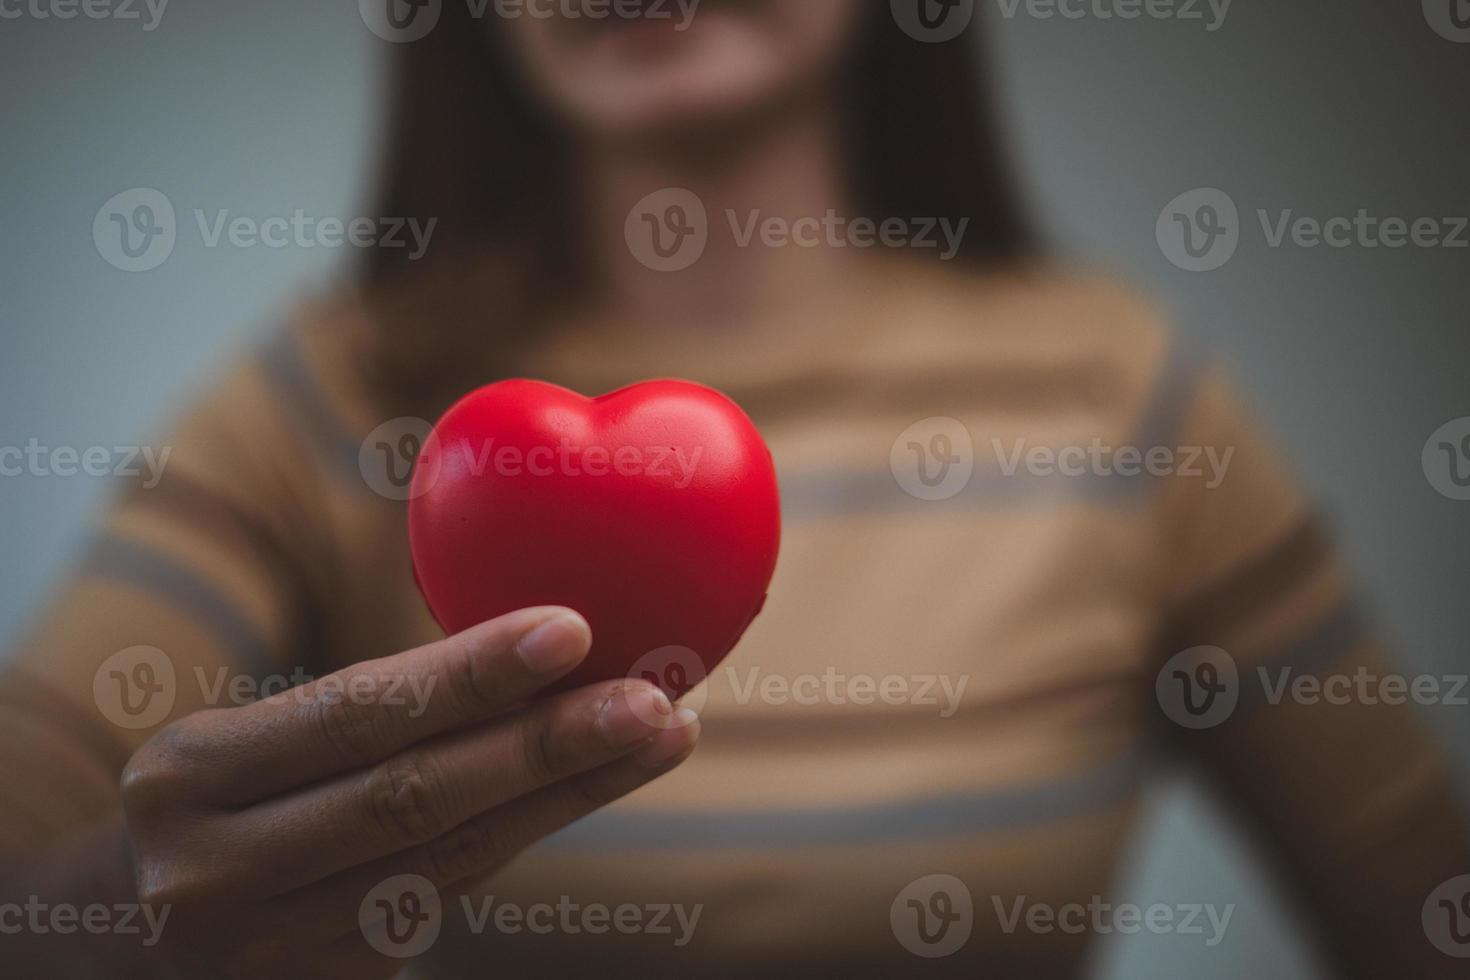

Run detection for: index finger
[[200, 606, 592, 804]]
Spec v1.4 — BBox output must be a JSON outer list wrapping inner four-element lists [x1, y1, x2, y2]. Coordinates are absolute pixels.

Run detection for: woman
[[1, 2, 1464, 976]]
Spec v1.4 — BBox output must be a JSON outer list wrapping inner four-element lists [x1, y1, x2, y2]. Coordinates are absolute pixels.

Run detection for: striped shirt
[[1, 256, 1461, 977]]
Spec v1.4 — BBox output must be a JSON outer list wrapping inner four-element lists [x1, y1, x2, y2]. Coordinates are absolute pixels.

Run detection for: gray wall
[[2, 3, 1467, 977]]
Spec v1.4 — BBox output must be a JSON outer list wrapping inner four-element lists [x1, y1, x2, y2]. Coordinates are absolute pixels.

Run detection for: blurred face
[[498, 0, 863, 140]]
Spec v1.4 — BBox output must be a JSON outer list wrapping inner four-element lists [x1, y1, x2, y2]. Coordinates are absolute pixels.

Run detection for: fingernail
[[599, 685, 673, 747], [515, 613, 590, 674], [634, 707, 700, 768]]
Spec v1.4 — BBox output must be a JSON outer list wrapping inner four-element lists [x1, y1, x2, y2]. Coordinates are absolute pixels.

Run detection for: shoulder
[[154, 292, 380, 515]]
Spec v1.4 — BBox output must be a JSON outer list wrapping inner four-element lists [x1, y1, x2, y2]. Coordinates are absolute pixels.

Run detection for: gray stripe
[[1233, 598, 1370, 723], [779, 336, 1210, 521], [81, 534, 277, 681], [779, 462, 1152, 520], [251, 327, 1208, 519], [258, 330, 363, 485], [1126, 332, 1207, 459], [539, 745, 1145, 851]]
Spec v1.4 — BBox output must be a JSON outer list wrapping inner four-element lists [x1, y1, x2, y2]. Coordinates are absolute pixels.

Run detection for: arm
[[1151, 365, 1469, 978]]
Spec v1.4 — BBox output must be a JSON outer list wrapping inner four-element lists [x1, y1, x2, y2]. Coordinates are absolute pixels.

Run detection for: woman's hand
[[117, 606, 698, 978]]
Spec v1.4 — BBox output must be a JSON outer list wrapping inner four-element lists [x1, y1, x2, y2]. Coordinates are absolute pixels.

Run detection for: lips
[[553, 0, 754, 40]]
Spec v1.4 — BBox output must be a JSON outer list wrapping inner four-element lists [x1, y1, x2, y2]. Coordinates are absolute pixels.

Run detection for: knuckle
[[308, 690, 395, 763], [134, 860, 215, 909], [120, 718, 201, 808], [563, 771, 615, 813], [519, 716, 570, 785], [364, 752, 459, 845], [421, 816, 506, 884], [439, 638, 502, 717], [118, 751, 160, 805]]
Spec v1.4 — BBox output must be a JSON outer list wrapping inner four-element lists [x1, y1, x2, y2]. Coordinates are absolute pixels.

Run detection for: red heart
[[408, 379, 781, 696]]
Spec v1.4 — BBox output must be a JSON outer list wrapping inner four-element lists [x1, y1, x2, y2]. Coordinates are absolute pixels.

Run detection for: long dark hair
[[355, 4, 1035, 408]]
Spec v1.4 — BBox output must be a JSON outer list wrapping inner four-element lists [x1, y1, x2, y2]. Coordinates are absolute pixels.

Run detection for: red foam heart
[[407, 379, 781, 696]]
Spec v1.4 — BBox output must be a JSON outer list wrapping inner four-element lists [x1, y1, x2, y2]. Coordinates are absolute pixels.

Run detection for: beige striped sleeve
[[1152, 364, 1469, 978], [0, 341, 337, 849]]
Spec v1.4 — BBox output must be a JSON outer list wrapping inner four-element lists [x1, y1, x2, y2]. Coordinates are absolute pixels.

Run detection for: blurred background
[[2, 2, 1467, 976]]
